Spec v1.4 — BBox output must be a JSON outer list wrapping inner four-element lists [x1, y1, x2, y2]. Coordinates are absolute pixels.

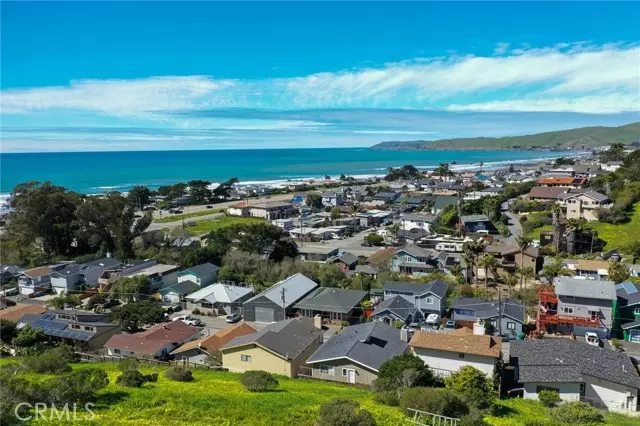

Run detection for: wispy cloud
[[2, 42, 638, 117]]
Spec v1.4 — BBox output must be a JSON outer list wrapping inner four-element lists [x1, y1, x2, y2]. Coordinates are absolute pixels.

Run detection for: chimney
[[400, 327, 409, 342], [313, 314, 322, 330]]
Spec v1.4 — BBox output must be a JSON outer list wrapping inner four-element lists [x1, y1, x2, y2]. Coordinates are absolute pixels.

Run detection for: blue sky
[[1, 1, 638, 152]]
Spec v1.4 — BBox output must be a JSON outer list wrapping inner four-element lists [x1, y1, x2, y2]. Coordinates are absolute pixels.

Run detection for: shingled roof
[[409, 328, 501, 358]]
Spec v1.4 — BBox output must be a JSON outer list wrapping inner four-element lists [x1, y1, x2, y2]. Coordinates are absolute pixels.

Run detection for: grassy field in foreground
[[526, 204, 640, 250], [14, 363, 407, 426], [153, 209, 224, 223], [185, 216, 266, 235], [485, 398, 638, 426]]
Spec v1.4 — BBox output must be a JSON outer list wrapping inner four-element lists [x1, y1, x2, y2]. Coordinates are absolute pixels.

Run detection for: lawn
[[526, 204, 640, 250], [485, 398, 638, 426], [17, 363, 408, 426], [153, 209, 224, 223], [185, 216, 266, 235]]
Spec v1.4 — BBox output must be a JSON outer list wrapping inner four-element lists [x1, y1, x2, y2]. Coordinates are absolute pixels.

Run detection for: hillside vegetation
[[371, 122, 640, 151]]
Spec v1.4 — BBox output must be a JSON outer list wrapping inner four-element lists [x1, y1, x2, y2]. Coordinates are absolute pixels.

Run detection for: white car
[[225, 313, 242, 323], [173, 315, 202, 327], [585, 332, 600, 347]]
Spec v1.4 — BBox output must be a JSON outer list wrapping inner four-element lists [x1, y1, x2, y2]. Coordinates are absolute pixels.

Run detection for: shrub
[[376, 353, 434, 392], [610, 338, 623, 351], [399, 387, 469, 418], [22, 350, 72, 374], [143, 373, 158, 382], [166, 367, 194, 382], [460, 285, 475, 297], [45, 369, 109, 404], [550, 401, 604, 424], [192, 308, 201, 315], [318, 398, 376, 426], [118, 358, 139, 372], [445, 366, 491, 396], [538, 389, 561, 407], [524, 420, 559, 426], [372, 390, 399, 406], [460, 413, 488, 426], [240, 370, 277, 392], [116, 370, 147, 388]]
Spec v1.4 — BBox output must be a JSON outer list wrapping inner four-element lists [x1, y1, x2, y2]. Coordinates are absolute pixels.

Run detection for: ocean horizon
[[0, 147, 566, 196]]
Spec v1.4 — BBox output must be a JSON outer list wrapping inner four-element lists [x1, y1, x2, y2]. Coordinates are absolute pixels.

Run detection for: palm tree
[[516, 236, 533, 290], [501, 272, 519, 296], [517, 266, 537, 286], [463, 240, 485, 285], [541, 258, 575, 285], [479, 254, 498, 291], [461, 251, 475, 284]]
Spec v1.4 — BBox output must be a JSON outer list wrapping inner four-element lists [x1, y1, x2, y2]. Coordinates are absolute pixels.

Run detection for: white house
[[511, 340, 640, 414], [408, 328, 501, 377], [399, 213, 436, 233]]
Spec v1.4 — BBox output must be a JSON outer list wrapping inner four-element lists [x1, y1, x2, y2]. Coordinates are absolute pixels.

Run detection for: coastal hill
[[370, 122, 640, 151]]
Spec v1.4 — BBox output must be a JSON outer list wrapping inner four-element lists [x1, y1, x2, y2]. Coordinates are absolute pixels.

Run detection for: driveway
[[298, 228, 383, 257], [501, 200, 522, 244]]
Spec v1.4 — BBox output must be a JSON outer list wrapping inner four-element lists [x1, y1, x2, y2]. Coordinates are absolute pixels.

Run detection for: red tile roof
[[104, 320, 200, 356], [170, 322, 257, 355]]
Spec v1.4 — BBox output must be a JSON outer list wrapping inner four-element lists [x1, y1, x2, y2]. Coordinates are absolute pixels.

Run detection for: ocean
[[0, 148, 564, 196]]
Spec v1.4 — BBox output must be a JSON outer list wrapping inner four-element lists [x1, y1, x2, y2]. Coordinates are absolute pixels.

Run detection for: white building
[[399, 213, 436, 233]]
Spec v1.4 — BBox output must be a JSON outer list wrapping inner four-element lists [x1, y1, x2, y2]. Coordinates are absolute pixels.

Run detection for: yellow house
[[220, 317, 323, 378]]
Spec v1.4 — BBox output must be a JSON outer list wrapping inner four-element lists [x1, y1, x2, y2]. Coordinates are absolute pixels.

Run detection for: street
[[500, 199, 523, 244]]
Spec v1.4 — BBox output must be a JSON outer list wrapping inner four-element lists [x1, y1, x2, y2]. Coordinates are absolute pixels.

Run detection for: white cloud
[[1, 43, 638, 115]]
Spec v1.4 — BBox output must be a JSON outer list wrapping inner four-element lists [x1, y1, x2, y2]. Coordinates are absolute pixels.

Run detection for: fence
[[75, 352, 226, 371], [406, 408, 459, 426], [429, 367, 454, 378]]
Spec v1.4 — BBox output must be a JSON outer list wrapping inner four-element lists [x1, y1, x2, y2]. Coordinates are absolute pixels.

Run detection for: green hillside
[[371, 122, 640, 151]]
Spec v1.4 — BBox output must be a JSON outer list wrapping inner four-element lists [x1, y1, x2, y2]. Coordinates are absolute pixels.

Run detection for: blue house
[[372, 280, 449, 324], [391, 246, 436, 276]]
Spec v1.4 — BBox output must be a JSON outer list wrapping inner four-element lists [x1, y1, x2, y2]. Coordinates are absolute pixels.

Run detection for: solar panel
[[621, 281, 638, 295]]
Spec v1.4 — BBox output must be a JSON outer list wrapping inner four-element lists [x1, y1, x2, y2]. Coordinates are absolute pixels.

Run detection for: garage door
[[630, 330, 640, 343], [254, 306, 275, 323]]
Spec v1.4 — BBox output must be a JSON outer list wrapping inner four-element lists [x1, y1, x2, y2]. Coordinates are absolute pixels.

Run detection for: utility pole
[[280, 287, 287, 321], [497, 289, 503, 336], [457, 190, 464, 236]]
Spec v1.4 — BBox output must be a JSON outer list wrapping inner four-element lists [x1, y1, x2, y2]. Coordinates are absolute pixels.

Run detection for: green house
[[616, 281, 640, 343]]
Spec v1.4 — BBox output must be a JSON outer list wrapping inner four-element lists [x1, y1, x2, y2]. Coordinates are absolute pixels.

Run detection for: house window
[[425, 297, 434, 304], [241, 355, 252, 363], [588, 311, 598, 321], [507, 322, 516, 330], [113, 349, 121, 354], [458, 353, 465, 359], [564, 296, 575, 300], [634, 307, 640, 315], [320, 365, 334, 376], [84, 326, 94, 332], [580, 383, 585, 394], [71, 324, 81, 330], [562, 307, 574, 314], [342, 368, 348, 377]]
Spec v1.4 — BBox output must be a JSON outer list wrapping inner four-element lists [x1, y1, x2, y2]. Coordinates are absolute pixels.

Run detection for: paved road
[[501, 200, 522, 244]]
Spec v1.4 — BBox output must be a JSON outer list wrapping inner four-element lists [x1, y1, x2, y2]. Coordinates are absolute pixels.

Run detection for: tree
[[433, 163, 454, 179], [501, 272, 519, 296], [127, 186, 152, 209], [375, 353, 434, 392], [365, 233, 384, 245], [305, 193, 323, 209], [330, 206, 342, 220], [541, 258, 574, 285], [624, 241, 640, 264], [0, 319, 17, 344], [212, 177, 239, 199], [384, 165, 422, 181], [45, 291, 82, 310], [110, 275, 151, 302], [608, 262, 630, 284], [516, 236, 533, 290], [478, 254, 498, 290], [599, 142, 627, 163], [553, 157, 575, 166], [445, 365, 492, 395], [12, 325, 46, 348], [109, 300, 164, 332], [318, 399, 376, 426], [187, 180, 212, 204], [463, 241, 485, 285]]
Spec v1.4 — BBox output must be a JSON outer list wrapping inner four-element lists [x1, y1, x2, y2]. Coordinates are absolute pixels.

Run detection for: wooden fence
[[407, 409, 459, 426], [75, 352, 225, 371]]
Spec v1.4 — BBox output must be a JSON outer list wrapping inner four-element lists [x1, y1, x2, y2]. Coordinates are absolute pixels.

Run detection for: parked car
[[206, 205, 213, 209], [585, 332, 601, 347], [225, 313, 242, 323], [444, 320, 456, 330], [173, 315, 202, 327]]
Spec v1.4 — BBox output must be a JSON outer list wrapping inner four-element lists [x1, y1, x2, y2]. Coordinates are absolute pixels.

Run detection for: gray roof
[[433, 195, 457, 209], [82, 257, 122, 269], [384, 280, 448, 298], [306, 322, 407, 372], [159, 280, 199, 296], [396, 245, 434, 259], [621, 319, 640, 330], [511, 340, 640, 389], [336, 252, 359, 267], [355, 264, 378, 275], [559, 190, 610, 202], [401, 214, 436, 223], [186, 262, 220, 277], [451, 298, 525, 322], [616, 281, 640, 307], [373, 295, 418, 321], [221, 317, 322, 360], [397, 228, 429, 240], [554, 277, 616, 301], [245, 273, 319, 309], [460, 214, 490, 223], [293, 288, 367, 313]]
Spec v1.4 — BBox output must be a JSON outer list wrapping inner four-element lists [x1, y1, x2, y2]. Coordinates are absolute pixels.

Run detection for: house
[[561, 259, 612, 280], [249, 202, 297, 220], [460, 214, 497, 234], [0, 264, 23, 283], [329, 252, 359, 272], [536, 177, 588, 188], [391, 246, 436, 276], [356, 209, 393, 227], [321, 191, 344, 207], [510, 339, 640, 413], [19, 310, 120, 351], [370, 192, 400, 205], [422, 235, 473, 253], [436, 251, 466, 279], [397, 228, 429, 245], [184, 282, 254, 315], [127, 262, 180, 287], [18, 266, 54, 295], [243, 273, 319, 323], [170, 322, 257, 365], [177, 263, 220, 287], [528, 187, 582, 202], [409, 327, 501, 377], [485, 245, 542, 275], [450, 298, 525, 336], [227, 203, 251, 217], [220, 316, 323, 377], [0, 304, 47, 322], [354, 264, 378, 278], [156, 280, 200, 304], [297, 246, 339, 262], [306, 322, 408, 385], [50, 257, 126, 294], [537, 277, 616, 338], [372, 280, 448, 324], [615, 281, 640, 343], [432, 195, 458, 214], [434, 182, 464, 193], [104, 320, 200, 359], [558, 190, 612, 221], [399, 213, 436, 233], [602, 160, 623, 172], [294, 287, 368, 322]]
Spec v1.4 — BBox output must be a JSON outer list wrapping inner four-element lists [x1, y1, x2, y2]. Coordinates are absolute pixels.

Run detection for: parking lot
[[299, 228, 385, 257]]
